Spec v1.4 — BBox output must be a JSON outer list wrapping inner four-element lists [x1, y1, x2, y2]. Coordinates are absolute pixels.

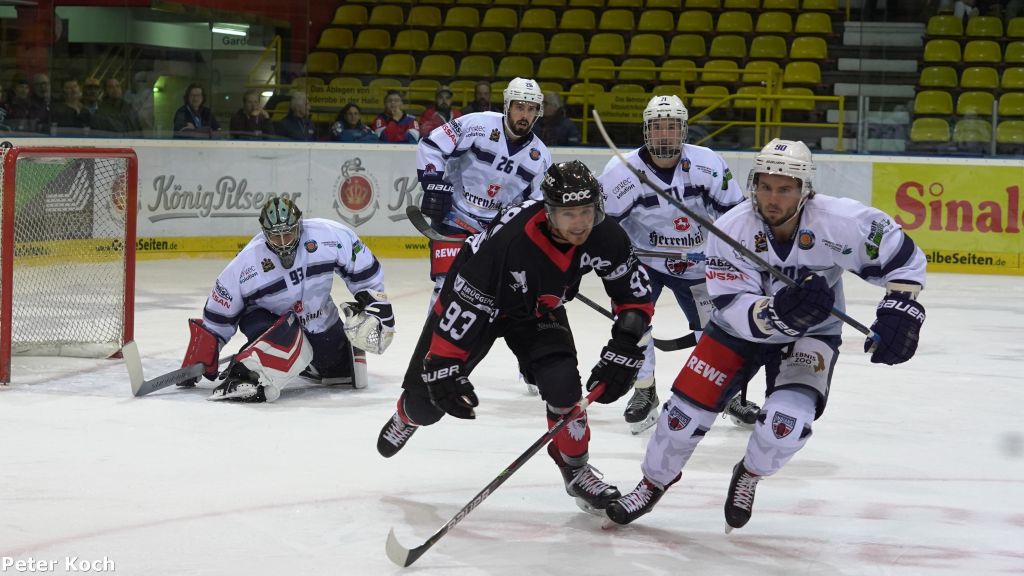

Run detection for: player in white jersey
[[600, 94, 755, 434], [606, 139, 927, 529], [179, 197, 396, 403]]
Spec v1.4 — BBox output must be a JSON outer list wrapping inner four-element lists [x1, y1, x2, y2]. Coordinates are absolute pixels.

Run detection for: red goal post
[[0, 145, 138, 384]]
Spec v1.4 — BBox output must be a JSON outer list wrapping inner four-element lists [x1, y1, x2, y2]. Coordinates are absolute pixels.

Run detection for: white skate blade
[[601, 516, 627, 530], [629, 411, 658, 435], [574, 498, 607, 517], [725, 524, 735, 534], [729, 415, 754, 429]]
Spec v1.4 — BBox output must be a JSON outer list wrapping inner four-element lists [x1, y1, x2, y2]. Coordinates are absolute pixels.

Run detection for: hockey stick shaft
[[590, 110, 873, 338], [385, 384, 606, 567], [125, 340, 232, 397], [573, 293, 695, 352]]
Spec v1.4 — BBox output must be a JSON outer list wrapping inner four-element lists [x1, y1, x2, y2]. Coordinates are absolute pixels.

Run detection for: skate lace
[[626, 388, 654, 412], [731, 471, 760, 512], [570, 465, 612, 497], [617, 480, 655, 513], [383, 414, 416, 446]]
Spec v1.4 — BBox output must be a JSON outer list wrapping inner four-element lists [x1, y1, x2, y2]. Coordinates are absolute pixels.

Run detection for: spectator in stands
[[173, 83, 221, 139], [4, 77, 46, 133], [30, 73, 51, 133], [0, 80, 9, 131], [1006, 0, 1023, 18], [81, 78, 101, 116], [331, 102, 377, 143], [125, 71, 156, 131], [91, 77, 144, 137], [51, 79, 91, 135], [955, 0, 981, 20], [229, 89, 275, 140], [374, 90, 419, 144], [461, 80, 501, 114], [417, 85, 462, 137], [276, 91, 317, 141], [533, 91, 580, 146]]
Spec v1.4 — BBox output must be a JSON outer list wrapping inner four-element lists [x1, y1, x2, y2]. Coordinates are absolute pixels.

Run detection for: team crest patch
[[490, 128, 501, 142], [304, 240, 318, 253], [665, 258, 691, 276], [754, 231, 768, 253], [668, 406, 691, 431], [261, 258, 275, 272], [529, 148, 540, 160], [797, 229, 815, 250], [772, 412, 797, 439], [680, 158, 691, 172]]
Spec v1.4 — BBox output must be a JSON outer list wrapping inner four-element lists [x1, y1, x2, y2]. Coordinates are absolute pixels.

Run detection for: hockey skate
[[724, 459, 762, 533], [605, 474, 677, 526], [623, 386, 659, 435], [208, 363, 267, 403], [725, 395, 761, 429], [548, 444, 620, 515], [377, 411, 418, 458]]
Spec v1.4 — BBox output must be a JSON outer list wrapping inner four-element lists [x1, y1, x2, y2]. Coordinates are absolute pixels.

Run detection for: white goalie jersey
[[599, 143, 744, 280], [202, 218, 386, 344], [706, 194, 928, 343], [418, 111, 551, 232]]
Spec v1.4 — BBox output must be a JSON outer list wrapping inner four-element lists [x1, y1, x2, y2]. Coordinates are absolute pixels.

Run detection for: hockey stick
[[590, 110, 875, 339], [385, 383, 606, 568], [573, 293, 696, 352], [124, 340, 231, 397]]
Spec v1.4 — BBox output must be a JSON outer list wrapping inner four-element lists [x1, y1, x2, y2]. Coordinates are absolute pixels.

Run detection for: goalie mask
[[642, 95, 688, 159], [259, 197, 303, 269], [746, 139, 816, 222], [502, 77, 544, 137]]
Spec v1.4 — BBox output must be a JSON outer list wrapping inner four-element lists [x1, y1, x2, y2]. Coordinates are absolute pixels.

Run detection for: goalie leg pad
[[641, 393, 717, 488], [181, 318, 222, 385], [744, 387, 816, 477], [233, 312, 313, 402]]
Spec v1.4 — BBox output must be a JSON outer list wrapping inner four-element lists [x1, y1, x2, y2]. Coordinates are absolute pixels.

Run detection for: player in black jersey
[[377, 160, 655, 514]]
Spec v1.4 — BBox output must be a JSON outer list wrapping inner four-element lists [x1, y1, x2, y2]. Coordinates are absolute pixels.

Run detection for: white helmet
[[746, 139, 816, 216], [642, 94, 688, 159], [503, 77, 544, 133]]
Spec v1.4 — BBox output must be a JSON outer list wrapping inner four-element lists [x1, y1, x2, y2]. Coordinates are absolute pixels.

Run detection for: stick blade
[[123, 341, 145, 396], [385, 528, 415, 568]]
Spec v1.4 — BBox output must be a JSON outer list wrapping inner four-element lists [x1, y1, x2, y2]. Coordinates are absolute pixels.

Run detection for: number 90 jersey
[[427, 200, 655, 361], [201, 218, 386, 345], [417, 111, 551, 232]]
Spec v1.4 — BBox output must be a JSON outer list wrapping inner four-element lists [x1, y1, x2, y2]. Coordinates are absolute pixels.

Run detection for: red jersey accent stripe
[[428, 333, 471, 362], [612, 301, 655, 322], [524, 210, 575, 272]]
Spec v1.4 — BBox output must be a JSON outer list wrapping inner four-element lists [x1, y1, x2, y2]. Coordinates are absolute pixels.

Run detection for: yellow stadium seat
[[561, 9, 597, 30], [393, 30, 429, 52], [379, 54, 416, 76], [470, 31, 507, 53], [702, 59, 740, 82], [619, 58, 657, 81], [497, 56, 535, 78], [406, 6, 443, 27], [677, 10, 714, 33], [599, 9, 635, 31], [569, 0, 604, 6], [795, 12, 833, 35], [567, 82, 604, 106], [332, 5, 367, 26], [354, 29, 391, 51], [954, 118, 993, 143], [457, 55, 495, 78], [749, 35, 788, 59], [963, 40, 1001, 63], [783, 61, 821, 84], [539, 81, 564, 93], [999, 92, 1024, 116], [669, 34, 707, 58], [1003, 67, 1024, 89], [538, 57, 576, 80], [660, 58, 698, 82], [910, 118, 951, 143], [580, 57, 617, 81], [734, 86, 767, 108], [960, 66, 999, 90], [779, 87, 815, 110], [966, 16, 1003, 38], [638, 10, 674, 32], [919, 66, 958, 88], [1008, 17, 1024, 38], [648, 0, 682, 7], [292, 77, 324, 92], [629, 34, 667, 57], [418, 54, 456, 77], [521, 8, 557, 30], [589, 33, 626, 55], [368, 5, 404, 27], [368, 78, 402, 92], [709, 35, 747, 59], [914, 90, 954, 115], [482, 7, 518, 29], [763, 0, 798, 9], [444, 7, 480, 28], [996, 120, 1024, 144], [691, 85, 730, 109], [327, 77, 360, 90], [685, 0, 720, 8], [340, 53, 377, 76], [317, 28, 353, 50], [653, 85, 684, 98], [608, 0, 642, 6], [306, 52, 339, 74], [432, 30, 467, 53], [923, 39, 962, 63], [957, 91, 995, 115], [611, 83, 647, 93], [717, 11, 753, 33], [756, 12, 793, 34], [408, 79, 441, 104], [803, 0, 838, 8], [1005, 41, 1024, 64], [508, 32, 546, 55], [743, 60, 781, 84], [549, 32, 587, 55], [790, 36, 827, 59], [926, 15, 963, 36], [494, 0, 529, 5], [724, 0, 759, 8]]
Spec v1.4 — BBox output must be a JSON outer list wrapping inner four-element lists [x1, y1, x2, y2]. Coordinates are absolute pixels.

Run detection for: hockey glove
[[865, 283, 925, 365], [419, 173, 454, 222], [423, 357, 478, 419], [181, 318, 222, 386], [342, 290, 396, 354], [587, 338, 645, 404], [754, 274, 835, 337]]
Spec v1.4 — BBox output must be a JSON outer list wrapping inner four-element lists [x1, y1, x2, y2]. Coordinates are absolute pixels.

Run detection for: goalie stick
[[385, 383, 606, 568], [406, 205, 697, 351], [123, 341, 231, 397], [589, 110, 876, 340]]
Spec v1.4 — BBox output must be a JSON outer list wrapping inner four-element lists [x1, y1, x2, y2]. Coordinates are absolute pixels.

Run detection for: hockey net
[[0, 145, 137, 383]]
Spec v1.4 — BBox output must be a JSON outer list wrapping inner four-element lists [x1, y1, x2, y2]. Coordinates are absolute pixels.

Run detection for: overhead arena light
[[211, 23, 249, 37]]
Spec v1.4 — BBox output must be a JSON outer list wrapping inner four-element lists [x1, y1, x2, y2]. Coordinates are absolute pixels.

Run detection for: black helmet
[[540, 160, 605, 225], [259, 197, 303, 268]]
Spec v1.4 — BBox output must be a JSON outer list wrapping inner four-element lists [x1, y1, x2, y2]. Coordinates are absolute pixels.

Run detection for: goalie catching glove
[[865, 281, 925, 365], [342, 290, 395, 355]]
